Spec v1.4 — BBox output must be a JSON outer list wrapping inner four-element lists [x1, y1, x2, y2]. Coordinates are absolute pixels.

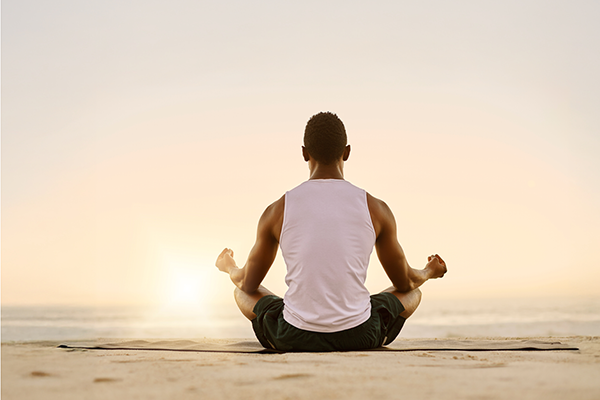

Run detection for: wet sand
[[3, 336, 599, 400]]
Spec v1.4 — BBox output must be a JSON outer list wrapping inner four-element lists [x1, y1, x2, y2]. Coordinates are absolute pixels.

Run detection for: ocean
[[2, 297, 599, 342]]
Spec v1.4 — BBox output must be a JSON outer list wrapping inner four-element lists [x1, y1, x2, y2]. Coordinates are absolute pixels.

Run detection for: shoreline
[[3, 336, 599, 400]]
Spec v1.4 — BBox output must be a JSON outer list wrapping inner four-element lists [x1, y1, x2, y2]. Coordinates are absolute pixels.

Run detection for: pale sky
[[2, 0, 600, 307]]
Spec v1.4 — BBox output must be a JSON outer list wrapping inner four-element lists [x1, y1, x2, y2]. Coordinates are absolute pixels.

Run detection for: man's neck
[[308, 161, 345, 180]]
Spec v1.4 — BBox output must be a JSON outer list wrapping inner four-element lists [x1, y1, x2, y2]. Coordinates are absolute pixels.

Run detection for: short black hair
[[303, 112, 347, 165]]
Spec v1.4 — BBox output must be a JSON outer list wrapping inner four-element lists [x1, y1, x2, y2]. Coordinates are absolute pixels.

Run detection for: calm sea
[[2, 297, 599, 342]]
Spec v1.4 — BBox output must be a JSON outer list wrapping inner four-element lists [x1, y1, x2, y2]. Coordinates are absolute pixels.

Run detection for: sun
[[161, 260, 214, 308], [168, 272, 201, 304]]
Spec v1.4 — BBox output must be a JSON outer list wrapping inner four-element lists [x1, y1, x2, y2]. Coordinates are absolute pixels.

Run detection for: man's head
[[303, 112, 348, 165]]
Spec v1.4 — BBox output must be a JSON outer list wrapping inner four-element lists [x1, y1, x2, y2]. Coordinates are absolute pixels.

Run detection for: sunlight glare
[[161, 260, 215, 310]]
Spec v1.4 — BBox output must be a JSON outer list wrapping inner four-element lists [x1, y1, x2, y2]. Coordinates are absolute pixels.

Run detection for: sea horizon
[[3, 296, 599, 342]]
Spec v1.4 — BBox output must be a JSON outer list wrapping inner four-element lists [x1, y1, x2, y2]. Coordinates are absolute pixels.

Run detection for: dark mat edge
[[57, 344, 282, 354], [373, 346, 580, 352], [57, 343, 578, 353]]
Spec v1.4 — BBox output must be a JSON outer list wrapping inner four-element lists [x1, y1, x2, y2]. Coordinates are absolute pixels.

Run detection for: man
[[216, 112, 447, 351]]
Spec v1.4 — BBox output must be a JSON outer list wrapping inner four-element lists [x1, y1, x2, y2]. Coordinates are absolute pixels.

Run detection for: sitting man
[[216, 111, 447, 351]]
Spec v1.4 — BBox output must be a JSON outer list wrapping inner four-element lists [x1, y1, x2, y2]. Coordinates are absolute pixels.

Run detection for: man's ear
[[342, 145, 351, 161], [302, 146, 310, 162]]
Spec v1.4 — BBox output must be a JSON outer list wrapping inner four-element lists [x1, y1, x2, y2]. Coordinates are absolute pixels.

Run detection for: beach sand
[[3, 336, 599, 400]]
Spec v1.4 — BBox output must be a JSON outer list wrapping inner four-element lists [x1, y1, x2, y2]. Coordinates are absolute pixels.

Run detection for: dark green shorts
[[251, 292, 406, 352]]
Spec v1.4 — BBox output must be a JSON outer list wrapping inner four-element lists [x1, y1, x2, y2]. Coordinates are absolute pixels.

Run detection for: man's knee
[[413, 287, 422, 305], [233, 287, 258, 320], [398, 287, 422, 319], [233, 287, 247, 308]]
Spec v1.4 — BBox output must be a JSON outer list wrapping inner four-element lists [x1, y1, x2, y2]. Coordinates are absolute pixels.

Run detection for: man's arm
[[367, 193, 446, 292], [215, 195, 284, 293]]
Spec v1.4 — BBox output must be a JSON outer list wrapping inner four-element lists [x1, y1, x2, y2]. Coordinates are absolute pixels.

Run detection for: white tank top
[[280, 179, 376, 332]]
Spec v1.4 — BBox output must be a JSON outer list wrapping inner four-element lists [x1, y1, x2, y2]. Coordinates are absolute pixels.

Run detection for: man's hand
[[426, 254, 447, 279], [216, 248, 237, 274]]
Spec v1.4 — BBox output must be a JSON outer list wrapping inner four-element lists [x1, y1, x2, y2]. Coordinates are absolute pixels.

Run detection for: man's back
[[215, 111, 446, 351], [281, 179, 375, 332]]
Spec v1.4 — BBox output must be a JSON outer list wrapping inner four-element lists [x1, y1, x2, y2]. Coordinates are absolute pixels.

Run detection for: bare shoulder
[[259, 194, 285, 241], [366, 192, 395, 236], [265, 194, 285, 216], [366, 192, 393, 218]]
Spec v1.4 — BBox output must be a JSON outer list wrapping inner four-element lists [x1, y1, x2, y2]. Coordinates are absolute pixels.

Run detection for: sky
[[2, 0, 600, 308]]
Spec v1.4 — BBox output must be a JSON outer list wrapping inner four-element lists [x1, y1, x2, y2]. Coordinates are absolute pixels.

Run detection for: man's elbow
[[391, 270, 416, 293], [239, 281, 250, 293], [239, 281, 259, 294], [393, 281, 414, 293]]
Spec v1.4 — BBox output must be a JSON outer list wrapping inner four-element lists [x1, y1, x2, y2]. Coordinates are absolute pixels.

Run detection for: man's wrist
[[228, 265, 240, 275], [423, 265, 434, 280]]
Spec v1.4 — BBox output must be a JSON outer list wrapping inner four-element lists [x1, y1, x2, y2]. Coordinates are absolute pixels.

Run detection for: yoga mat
[[382, 339, 579, 352], [59, 339, 279, 354], [58, 338, 579, 353]]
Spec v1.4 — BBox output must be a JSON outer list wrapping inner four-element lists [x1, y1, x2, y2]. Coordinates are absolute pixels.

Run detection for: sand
[[3, 336, 599, 400]]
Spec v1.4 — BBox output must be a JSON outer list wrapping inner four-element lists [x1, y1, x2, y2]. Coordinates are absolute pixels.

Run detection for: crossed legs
[[381, 286, 423, 319], [234, 285, 422, 321], [234, 285, 277, 320]]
